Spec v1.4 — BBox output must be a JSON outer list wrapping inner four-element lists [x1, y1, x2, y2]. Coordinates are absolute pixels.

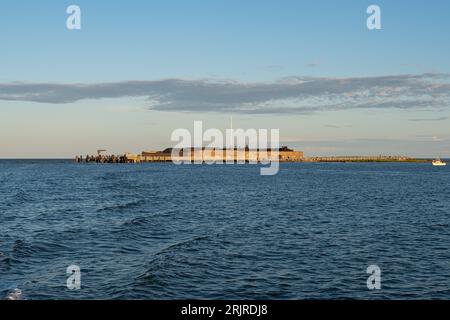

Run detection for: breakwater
[[75, 154, 128, 163], [303, 156, 426, 163]]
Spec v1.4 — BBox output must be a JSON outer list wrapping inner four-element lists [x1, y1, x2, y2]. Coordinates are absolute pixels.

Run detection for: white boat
[[432, 158, 447, 166]]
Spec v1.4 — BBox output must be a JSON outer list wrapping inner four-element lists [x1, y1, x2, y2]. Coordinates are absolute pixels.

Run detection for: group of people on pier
[[75, 154, 128, 163]]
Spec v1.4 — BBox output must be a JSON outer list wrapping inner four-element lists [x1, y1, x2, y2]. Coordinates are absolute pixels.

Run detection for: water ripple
[[1, 161, 450, 299]]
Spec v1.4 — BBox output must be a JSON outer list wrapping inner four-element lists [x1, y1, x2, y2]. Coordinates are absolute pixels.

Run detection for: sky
[[0, 0, 449, 158]]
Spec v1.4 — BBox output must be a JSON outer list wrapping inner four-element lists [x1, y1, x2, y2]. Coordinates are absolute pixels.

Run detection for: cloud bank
[[1, 73, 449, 114]]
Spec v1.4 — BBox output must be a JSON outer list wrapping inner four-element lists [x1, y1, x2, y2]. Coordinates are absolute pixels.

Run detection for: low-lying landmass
[[74, 147, 427, 163]]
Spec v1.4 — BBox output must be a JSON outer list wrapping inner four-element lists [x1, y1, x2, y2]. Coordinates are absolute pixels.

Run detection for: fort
[[75, 146, 304, 164]]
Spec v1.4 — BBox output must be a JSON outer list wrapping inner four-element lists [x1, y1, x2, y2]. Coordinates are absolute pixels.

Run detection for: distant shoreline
[[0, 158, 441, 163]]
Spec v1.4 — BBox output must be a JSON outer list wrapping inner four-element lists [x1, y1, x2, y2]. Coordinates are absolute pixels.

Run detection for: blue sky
[[0, 0, 449, 157]]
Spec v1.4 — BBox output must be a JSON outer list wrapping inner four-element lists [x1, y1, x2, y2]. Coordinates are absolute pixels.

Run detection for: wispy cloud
[[325, 124, 353, 128], [415, 135, 444, 142], [408, 116, 448, 122], [305, 63, 319, 68], [264, 65, 285, 72], [1, 73, 449, 114]]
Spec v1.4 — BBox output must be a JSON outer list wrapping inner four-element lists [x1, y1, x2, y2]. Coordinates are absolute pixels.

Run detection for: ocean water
[[1, 160, 450, 300]]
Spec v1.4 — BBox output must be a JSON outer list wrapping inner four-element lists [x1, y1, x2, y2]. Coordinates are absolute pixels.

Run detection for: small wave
[[97, 199, 146, 213], [426, 223, 450, 230], [0, 251, 13, 269], [3, 189, 33, 207], [122, 216, 149, 227], [159, 235, 210, 255], [136, 235, 211, 281], [11, 239, 70, 258], [12, 240, 32, 256]]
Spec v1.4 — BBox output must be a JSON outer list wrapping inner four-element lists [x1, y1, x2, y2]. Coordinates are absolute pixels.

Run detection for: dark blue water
[[1, 160, 450, 299]]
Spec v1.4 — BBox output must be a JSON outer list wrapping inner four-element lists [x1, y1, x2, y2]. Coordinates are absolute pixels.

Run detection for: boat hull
[[432, 163, 447, 166]]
